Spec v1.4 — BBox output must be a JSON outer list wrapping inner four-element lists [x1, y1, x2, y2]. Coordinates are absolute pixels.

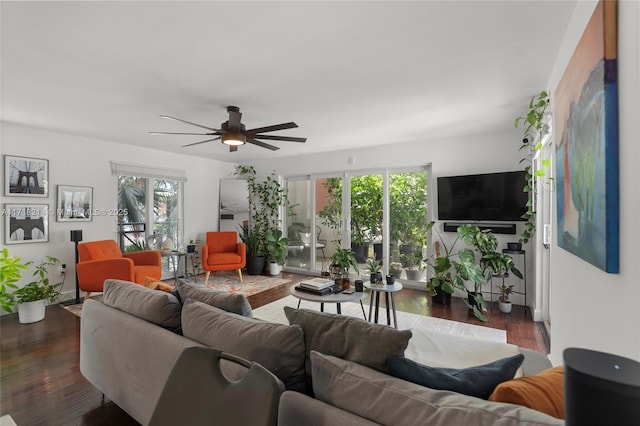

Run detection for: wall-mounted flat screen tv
[[437, 171, 528, 221]]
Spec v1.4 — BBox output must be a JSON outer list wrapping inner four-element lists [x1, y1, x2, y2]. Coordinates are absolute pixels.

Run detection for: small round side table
[[364, 281, 403, 328]]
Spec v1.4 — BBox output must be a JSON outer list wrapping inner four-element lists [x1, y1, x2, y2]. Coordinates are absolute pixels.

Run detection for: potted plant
[[497, 283, 514, 313], [187, 239, 199, 253], [389, 261, 403, 279], [366, 258, 382, 283], [265, 229, 289, 275], [403, 250, 425, 281], [239, 229, 264, 275], [0, 250, 63, 324], [425, 222, 486, 321], [329, 246, 360, 286]]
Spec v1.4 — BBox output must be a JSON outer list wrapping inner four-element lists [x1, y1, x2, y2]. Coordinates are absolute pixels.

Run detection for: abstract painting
[[554, 0, 618, 273]]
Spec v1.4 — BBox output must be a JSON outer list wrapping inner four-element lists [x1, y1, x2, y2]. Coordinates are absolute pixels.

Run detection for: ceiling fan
[[150, 105, 307, 152]]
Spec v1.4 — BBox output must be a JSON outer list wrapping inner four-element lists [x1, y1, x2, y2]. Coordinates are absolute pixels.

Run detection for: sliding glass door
[[285, 167, 429, 285]]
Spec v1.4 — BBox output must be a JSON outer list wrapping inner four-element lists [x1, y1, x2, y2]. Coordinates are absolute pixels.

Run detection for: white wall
[[1, 122, 236, 301], [547, 0, 640, 364]]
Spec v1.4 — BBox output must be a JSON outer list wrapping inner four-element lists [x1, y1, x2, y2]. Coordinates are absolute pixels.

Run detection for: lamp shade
[[564, 347, 640, 425], [70, 230, 83, 242]]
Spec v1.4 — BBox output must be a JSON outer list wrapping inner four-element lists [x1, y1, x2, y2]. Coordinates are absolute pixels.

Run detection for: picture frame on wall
[[57, 185, 93, 222], [3, 155, 49, 197], [4, 204, 49, 244]]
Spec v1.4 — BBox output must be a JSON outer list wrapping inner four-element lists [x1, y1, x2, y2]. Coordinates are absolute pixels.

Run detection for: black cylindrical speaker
[[70, 230, 83, 242], [564, 347, 640, 426]]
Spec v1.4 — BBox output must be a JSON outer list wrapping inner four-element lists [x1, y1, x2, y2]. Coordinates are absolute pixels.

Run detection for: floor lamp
[[63, 230, 83, 305]]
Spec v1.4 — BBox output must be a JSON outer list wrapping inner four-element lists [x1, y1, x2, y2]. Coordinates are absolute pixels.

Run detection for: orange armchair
[[202, 231, 246, 284], [76, 239, 162, 300]]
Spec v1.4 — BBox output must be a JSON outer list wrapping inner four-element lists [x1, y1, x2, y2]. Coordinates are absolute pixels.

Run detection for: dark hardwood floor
[[0, 272, 547, 425]]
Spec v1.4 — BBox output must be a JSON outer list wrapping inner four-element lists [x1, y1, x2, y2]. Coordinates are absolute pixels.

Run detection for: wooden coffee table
[[290, 284, 367, 319]]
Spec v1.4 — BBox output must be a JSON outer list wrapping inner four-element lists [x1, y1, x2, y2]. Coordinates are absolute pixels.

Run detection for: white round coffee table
[[364, 281, 403, 328], [290, 283, 367, 319]]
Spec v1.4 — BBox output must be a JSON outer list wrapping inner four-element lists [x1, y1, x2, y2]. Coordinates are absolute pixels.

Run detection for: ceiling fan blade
[[230, 145, 239, 153], [247, 138, 280, 151], [246, 122, 298, 135], [150, 132, 217, 136], [181, 137, 221, 148], [253, 134, 307, 143], [227, 106, 242, 128], [160, 115, 221, 132]]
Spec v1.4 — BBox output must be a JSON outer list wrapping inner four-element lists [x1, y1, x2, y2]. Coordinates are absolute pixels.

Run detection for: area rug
[[202, 272, 290, 296], [253, 295, 506, 343]]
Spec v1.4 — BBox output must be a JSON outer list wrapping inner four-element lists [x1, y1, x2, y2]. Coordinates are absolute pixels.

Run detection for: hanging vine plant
[[514, 90, 551, 244]]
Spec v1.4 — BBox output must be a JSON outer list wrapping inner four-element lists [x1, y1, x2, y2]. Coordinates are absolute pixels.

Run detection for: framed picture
[[4, 204, 49, 244], [554, 0, 619, 273], [4, 155, 49, 197], [57, 185, 93, 222]]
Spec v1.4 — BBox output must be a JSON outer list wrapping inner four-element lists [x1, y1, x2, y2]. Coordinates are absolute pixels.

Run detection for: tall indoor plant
[[236, 165, 288, 273]]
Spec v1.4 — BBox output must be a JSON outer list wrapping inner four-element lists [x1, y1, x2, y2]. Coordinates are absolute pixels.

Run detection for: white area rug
[[253, 295, 506, 343]]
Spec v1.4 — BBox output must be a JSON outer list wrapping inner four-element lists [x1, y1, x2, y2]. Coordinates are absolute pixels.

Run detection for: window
[[112, 162, 186, 279]]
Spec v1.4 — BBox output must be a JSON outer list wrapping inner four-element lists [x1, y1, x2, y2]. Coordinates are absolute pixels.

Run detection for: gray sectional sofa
[[80, 279, 564, 425]]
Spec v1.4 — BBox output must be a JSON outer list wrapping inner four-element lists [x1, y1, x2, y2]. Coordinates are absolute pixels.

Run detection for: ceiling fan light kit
[[151, 105, 306, 153]]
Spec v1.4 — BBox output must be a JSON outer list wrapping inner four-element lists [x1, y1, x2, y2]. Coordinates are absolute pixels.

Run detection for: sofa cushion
[[102, 279, 181, 333], [175, 278, 252, 317], [311, 351, 564, 426], [181, 299, 306, 393], [284, 306, 411, 381], [388, 354, 524, 399], [489, 366, 565, 419]]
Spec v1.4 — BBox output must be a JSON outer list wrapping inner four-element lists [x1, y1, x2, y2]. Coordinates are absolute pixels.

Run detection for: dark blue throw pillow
[[387, 353, 524, 400]]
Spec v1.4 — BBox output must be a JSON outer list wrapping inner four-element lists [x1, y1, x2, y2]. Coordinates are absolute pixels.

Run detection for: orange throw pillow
[[143, 276, 174, 293], [489, 366, 564, 419]]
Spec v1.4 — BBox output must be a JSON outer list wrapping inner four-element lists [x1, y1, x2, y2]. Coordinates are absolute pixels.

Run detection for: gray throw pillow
[[175, 278, 252, 317], [311, 352, 563, 426], [103, 279, 181, 333], [181, 299, 307, 393], [388, 354, 525, 399], [283, 306, 412, 384]]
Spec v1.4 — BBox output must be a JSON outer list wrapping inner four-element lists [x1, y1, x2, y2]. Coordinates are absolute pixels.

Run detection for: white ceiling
[[1, 1, 577, 164]]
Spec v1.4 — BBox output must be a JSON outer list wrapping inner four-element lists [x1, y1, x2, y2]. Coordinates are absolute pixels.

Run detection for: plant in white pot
[[0, 248, 30, 313], [0, 249, 63, 324], [265, 229, 289, 275], [497, 283, 514, 313]]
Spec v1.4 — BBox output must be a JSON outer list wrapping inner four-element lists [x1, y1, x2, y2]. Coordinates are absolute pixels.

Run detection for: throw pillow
[[283, 306, 412, 384], [489, 366, 564, 419], [143, 276, 174, 293], [387, 353, 524, 399], [311, 351, 564, 426], [181, 299, 306, 393], [102, 279, 181, 333], [175, 278, 252, 317]]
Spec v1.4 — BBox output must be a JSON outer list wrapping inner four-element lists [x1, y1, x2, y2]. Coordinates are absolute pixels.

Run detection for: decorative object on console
[[4, 204, 49, 244], [554, 0, 619, 273], [4, 155, 48, 197], [56, 185, 92, 222]]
